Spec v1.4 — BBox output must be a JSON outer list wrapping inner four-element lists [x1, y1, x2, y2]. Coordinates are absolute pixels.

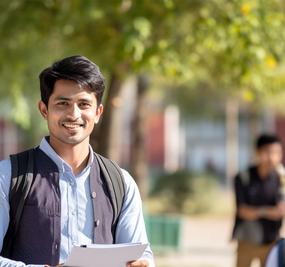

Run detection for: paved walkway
[[155, 216, 236, 267]]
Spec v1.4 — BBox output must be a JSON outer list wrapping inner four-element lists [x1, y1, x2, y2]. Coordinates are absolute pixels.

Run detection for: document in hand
[[64, 243, 148, 267]]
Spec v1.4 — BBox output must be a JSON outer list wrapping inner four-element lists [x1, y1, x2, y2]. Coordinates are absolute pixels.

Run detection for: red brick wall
[[145, 112, 165, 167]]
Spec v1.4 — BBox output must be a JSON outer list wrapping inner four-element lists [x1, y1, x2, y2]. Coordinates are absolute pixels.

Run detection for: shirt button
[[94, 219, 100, 227], [91, 192, 97, 198]]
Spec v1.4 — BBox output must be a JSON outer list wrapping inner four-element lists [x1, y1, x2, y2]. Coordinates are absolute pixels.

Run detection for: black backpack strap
[[94, 153, 125, 231], [278, 238, 285, 267], [1, 149, 35, 257]]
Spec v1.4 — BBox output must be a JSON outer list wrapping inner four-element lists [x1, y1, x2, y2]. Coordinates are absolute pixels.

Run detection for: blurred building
[[117, 79, 285, 182], [0, 119, 21, 160], [149, 110, 285, 183], [183, 119, 250, 177], [142, 104, 284, 186]]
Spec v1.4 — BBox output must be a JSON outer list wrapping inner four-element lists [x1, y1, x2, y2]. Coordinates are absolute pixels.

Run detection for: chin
[[60, 136, 86, 145]]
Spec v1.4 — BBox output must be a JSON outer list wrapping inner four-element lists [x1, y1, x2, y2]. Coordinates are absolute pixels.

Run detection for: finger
[[127, 259, 149, 267]]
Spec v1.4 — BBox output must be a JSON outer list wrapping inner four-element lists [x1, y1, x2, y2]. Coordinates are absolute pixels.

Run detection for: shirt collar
[[39, 136, 94, 175]]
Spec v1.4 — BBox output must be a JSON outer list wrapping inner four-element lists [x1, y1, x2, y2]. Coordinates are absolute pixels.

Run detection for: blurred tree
[[1, 0, 285, 187], [158, 0, 285, 183], [0, 0, 200, 147], [0, 0, 203, 190], [129, 74, 149, 198]]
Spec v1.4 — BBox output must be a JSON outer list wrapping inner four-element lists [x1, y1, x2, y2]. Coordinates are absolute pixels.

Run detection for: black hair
[[255, 133, 281, 150], [39, 55, 105, 106]]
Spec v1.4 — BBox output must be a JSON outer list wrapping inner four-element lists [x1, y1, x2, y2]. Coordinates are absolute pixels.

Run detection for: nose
[[67, 104, 81, 119]]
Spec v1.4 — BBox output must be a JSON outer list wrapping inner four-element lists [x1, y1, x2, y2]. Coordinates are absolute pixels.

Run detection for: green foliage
[[1, 0, 285, 131], [156, 0, 285, 117], [0, 0, 196, 130], [150, 171, 229, 215], [183, 176, 223, 215], [151, 170, 193, 213], [182, 0, 285, 91]]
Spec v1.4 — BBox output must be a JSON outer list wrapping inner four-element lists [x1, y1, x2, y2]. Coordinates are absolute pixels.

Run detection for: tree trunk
[[225, 98, 239, 187], [129, 75, 149, 199], [91, 72, 123, 157]]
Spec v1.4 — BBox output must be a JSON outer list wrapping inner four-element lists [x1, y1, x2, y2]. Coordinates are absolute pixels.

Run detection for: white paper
[[64, 243, 148, 267]]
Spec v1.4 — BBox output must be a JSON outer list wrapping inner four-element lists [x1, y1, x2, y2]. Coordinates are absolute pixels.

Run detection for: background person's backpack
[[1, 148, 125, 257]]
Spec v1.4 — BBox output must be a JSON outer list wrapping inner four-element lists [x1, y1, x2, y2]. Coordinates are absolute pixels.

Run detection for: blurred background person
[[232, 133, 285, 267]]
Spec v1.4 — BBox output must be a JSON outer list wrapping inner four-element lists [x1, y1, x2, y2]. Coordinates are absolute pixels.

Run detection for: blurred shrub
[[149, 170, 226, 215], [183, 175, 220, 214], [151, 170, 193, 213]]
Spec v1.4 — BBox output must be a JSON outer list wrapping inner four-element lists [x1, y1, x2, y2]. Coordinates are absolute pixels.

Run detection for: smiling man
[[0, 55, 154, 267]]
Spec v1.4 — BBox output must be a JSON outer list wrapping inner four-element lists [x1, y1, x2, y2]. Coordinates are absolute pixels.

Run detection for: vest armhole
[[94, 153, 125, 225]]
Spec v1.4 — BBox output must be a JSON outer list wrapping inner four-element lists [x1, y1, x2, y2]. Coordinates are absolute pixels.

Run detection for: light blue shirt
[[265, 244, 278, 267], [0, 138, 154, 267]]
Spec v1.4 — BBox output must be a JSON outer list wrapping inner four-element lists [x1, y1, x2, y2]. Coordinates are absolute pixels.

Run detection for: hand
[[277, 201, 285, 215], [238, 205, 259, 220], [44, 264, 64, 267], [126, 259, 149, 267], [262, 202, 285, 220], [262, 207, 280, 220]]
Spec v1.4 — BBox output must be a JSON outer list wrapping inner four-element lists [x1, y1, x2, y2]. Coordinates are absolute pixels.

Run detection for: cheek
[[47, 118, 57, 129], [86, 110, 100, 123], [258, 154, 267, 162], [46, 113, 61, 126], [272, 154, 282, 162]]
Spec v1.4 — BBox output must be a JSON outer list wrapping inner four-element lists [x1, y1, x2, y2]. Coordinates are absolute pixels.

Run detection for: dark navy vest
[[9, 148, 114, 265]]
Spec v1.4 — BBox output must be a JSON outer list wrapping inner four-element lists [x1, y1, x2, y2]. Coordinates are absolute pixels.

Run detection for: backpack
[[2, 148, 125, 257]]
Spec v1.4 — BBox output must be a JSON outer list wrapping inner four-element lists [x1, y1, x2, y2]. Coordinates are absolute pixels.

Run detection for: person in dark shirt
[[232, 133, 285, 267]]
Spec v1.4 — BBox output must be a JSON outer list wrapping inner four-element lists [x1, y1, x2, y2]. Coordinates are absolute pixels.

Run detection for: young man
[[232, 133, 285, 267], [0, 55, 154, 267]]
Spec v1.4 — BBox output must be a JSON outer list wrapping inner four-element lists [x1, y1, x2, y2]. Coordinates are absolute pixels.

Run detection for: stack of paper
[[64, 243, 148, 267]]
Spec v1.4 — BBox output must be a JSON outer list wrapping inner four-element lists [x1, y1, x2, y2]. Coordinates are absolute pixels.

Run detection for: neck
[[257, 165, 271, 179], [48, 137, 90, 175]]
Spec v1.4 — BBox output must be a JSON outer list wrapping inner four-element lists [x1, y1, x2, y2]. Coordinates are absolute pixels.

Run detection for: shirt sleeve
[[115, 169, 155, 267], [265, 244, 278, 267], [0, 159, 11, 252]]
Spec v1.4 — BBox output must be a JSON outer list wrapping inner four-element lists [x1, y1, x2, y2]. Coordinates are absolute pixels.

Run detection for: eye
[[57, 101, 69, 106], [79, 102, 91, 109]]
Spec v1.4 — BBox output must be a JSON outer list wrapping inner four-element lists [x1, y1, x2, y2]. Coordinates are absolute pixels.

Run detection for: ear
[[94, 104, 103, 124], [38, 101, 48, 119]]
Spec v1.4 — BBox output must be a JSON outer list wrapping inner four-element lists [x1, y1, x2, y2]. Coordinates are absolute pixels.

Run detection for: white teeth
[[62, 123, 82, 128]]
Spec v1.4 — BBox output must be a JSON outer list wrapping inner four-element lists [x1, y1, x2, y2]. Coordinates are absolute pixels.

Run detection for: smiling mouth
[[62, 122, 85, 129]]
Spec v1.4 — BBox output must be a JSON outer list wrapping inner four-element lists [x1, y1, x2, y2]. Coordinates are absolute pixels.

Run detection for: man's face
[[38, 79, 103, 148], [257, 142, 283, 170]]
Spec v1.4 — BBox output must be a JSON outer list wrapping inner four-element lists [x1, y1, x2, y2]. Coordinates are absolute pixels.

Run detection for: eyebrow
[[54, 96, 70, 101], [54, 96, 93, 103]]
